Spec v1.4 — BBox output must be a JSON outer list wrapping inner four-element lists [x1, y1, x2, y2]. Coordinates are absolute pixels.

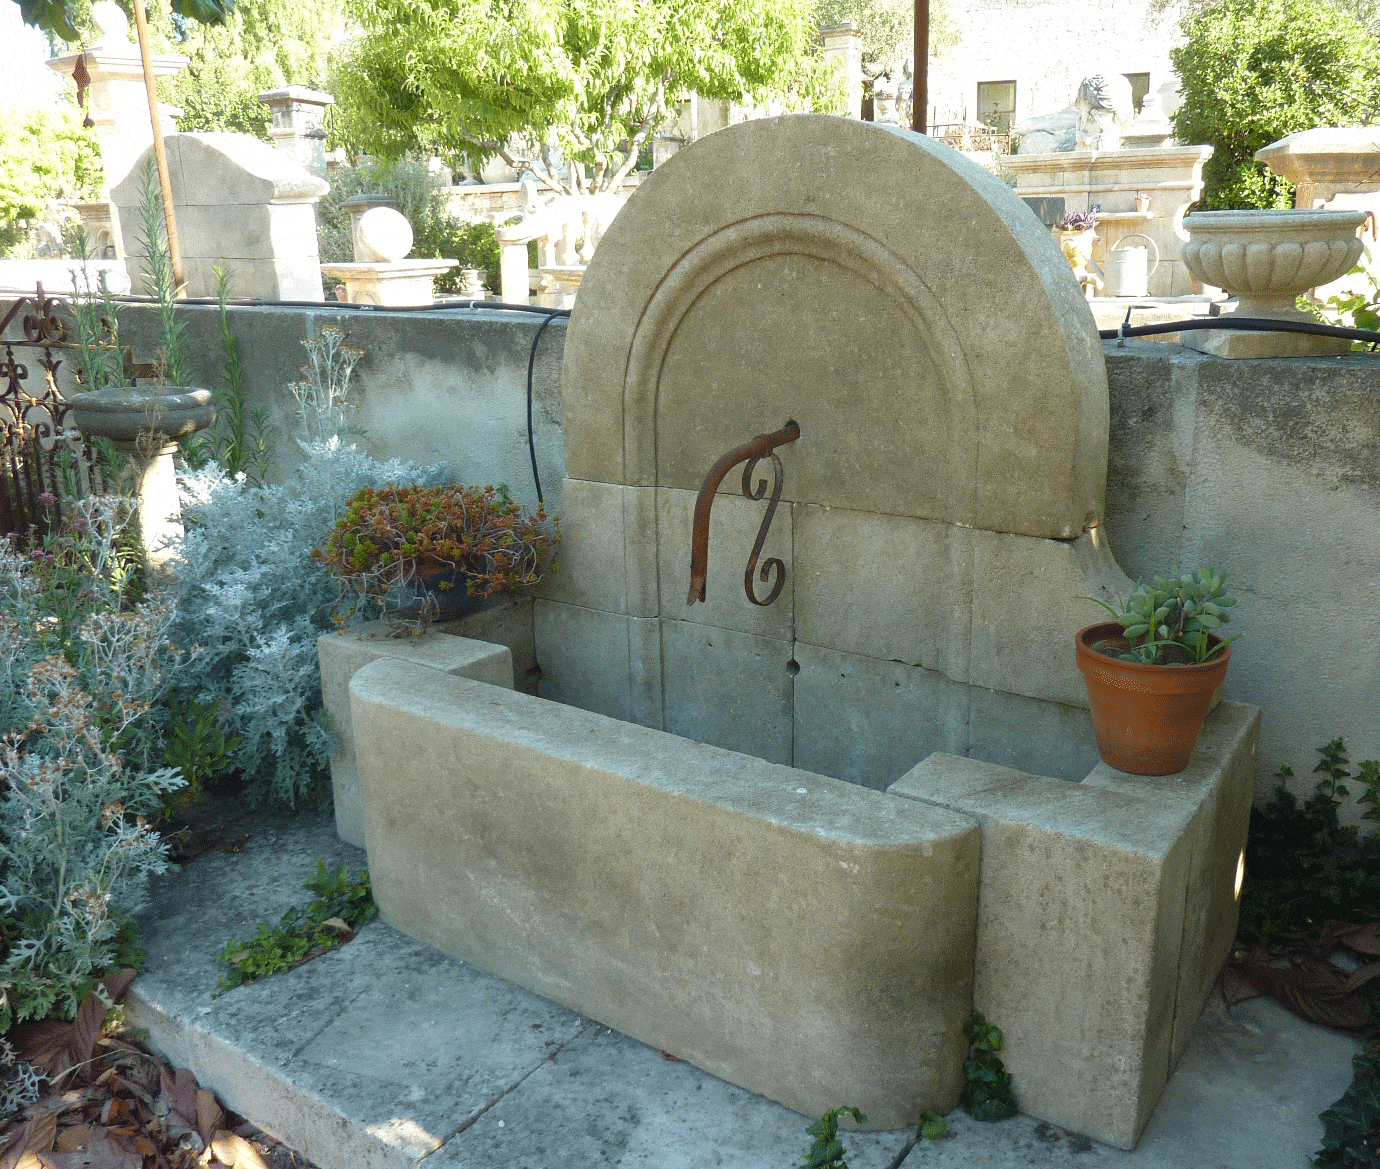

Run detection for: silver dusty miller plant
[[166, 441, 448, 808], [0, 500, 185, 1033]]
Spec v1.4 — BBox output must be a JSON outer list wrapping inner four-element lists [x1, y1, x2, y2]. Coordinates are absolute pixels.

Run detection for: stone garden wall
[[5, 295, 1376, 813]]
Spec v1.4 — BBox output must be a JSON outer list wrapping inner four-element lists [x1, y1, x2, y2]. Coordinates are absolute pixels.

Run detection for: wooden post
[[130, 0, 185, 291], [912, 0, 929, 134]]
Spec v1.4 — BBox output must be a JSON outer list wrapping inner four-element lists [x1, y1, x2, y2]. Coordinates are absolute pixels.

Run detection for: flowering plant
[[313, 482, 557, 628], [1058, 209, 1098, 232]]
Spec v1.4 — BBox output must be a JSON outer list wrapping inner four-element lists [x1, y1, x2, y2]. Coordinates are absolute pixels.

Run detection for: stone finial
[[257, 86, 336, 179], [90, 0, 132, 47], [355, 206, 414, 262]]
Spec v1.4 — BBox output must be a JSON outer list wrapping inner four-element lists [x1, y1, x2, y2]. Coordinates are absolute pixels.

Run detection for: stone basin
[[67, 385, 215, 447]]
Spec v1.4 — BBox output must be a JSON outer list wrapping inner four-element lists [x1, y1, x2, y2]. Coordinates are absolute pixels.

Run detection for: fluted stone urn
[[1181, 209, 1366, 357], [68, 386, 215, 569]]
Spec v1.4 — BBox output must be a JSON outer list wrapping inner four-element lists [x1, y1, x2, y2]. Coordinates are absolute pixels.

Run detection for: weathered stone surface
[[889, 754, 1193, 1149], [317, 622, 512, 848], [659, 620, 793, 764], [1084, 700, 1259, 1065], [1102, 341, 1380, 813], [562, 115, 1108, 539], [349, 659, 982, 1128], [792, 504, 970, 681], [532, 479, 659, 617], [111, 133, 329, 300], [966, 685, 1100, 782], [433, 595, 537, 694], [126, 791, 1365, 1169], [656, 487, 794, 641], [533, 601, 664, 727], [968, 527, 1131, 706], [792, 642, 968, 788]]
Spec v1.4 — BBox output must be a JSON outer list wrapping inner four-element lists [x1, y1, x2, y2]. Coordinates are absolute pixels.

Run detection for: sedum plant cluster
[[165, 441, 448, 808], [314, 482, 556, 629], [0, 497, 185, 1033]]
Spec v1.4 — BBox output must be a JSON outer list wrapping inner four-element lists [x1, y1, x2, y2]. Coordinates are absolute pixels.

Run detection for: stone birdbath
[[67, 386, 215, 570], [1180, 209, 1366, 357]]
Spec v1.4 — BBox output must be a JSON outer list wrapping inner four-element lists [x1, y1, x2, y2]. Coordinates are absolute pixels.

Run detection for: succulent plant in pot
[[1076, 568, 1240, 775], [315, 482, 558, 632]]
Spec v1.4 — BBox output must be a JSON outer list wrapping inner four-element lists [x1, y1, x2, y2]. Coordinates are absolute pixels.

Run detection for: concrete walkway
[[129, 806, 1361, 1169]]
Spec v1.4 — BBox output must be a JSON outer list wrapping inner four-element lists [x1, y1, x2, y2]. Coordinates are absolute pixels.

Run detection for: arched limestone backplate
[[561, 115, 1109, 538], [633, 213, 977, 522]]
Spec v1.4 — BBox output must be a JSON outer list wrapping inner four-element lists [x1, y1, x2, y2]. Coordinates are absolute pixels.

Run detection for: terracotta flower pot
[[1075, 621, 1232, 776]]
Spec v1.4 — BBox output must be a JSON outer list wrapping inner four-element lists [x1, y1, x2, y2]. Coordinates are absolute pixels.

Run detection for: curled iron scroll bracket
[[740, 452, 786, 606], [686, 419, 799, 607]]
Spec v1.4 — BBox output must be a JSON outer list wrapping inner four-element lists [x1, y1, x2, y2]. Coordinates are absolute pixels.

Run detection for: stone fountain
[[321, 115, 1260, 1151]]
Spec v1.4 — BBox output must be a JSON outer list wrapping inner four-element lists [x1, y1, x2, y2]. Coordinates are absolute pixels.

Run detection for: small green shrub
[[1316, 1041, 1380, 1169], [1239, 738, 1380, 945], [1084, 568, 1238, 666], [217, 862, 377, 991], [800, 1106, 866, 1169], [961, 1012, 1018, 1121], [0, 106, 101, 255], [0, 500, 186, 1032]]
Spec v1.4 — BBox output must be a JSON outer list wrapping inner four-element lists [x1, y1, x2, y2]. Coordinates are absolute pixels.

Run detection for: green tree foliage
[[813, 0, 958, 85], [330, 0, 843, 194], [14, 0, 231, 43], [165, 0, 343, 138], [0, 106, 102, 254], [1170, 0, 1380, 209]]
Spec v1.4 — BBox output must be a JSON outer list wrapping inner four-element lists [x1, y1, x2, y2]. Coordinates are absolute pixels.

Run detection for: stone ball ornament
[[355, 207, 415, 262]]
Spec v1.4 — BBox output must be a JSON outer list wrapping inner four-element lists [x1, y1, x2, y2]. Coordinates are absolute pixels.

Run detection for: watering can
[[1104, 233, 1159, 297]]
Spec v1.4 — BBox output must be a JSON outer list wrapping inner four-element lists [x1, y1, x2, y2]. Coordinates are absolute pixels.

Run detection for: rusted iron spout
[[687, 419, 800, 606]]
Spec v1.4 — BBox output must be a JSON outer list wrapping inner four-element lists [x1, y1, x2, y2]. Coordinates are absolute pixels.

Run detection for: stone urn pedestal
[[1180, 209, 1366, 357], [67, 387, 215, 569]]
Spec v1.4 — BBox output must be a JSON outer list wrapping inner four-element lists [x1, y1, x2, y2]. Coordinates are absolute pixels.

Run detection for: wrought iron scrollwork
[[687, 419, 800, 608], [0, 287, 108, 542], [740, 451, 787, 607]]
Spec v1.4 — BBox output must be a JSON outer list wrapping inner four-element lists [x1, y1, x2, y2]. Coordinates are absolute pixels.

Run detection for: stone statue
[[872, 71, 902, 125], [1015, 74, 1136, 154], [1074, 74, 1135, 150], [897, 57, 915, 128]]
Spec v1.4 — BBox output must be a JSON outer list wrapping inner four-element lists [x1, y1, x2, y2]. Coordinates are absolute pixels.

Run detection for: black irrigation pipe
[[1100, 314, 1380, 348], [105, 292, 574, 504]]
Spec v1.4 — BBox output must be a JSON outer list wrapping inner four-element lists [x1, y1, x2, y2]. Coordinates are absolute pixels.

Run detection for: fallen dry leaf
[[195, 1091, 224, 1147], [5, 998, 313, 1169], [1226, 934, 1376, 1037], [53, 1127, 90, 1153], [0, 1112, 56, 1169], [210, 1130, 271, 1169]]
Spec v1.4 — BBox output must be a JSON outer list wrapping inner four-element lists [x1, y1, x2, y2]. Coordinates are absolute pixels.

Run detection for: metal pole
[[130, 0, 185, 291], [912, 0, 929, 133]]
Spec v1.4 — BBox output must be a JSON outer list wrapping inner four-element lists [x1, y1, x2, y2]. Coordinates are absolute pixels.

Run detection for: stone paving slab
[[130, 806, 1361, 1169]]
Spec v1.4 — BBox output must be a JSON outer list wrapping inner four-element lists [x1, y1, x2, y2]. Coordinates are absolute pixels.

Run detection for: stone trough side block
[[1083, 701, 1260, 1066], [890, 755, 1198, 1150], [317, 622, 513, 848], [349, 658, 982, 1128]]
